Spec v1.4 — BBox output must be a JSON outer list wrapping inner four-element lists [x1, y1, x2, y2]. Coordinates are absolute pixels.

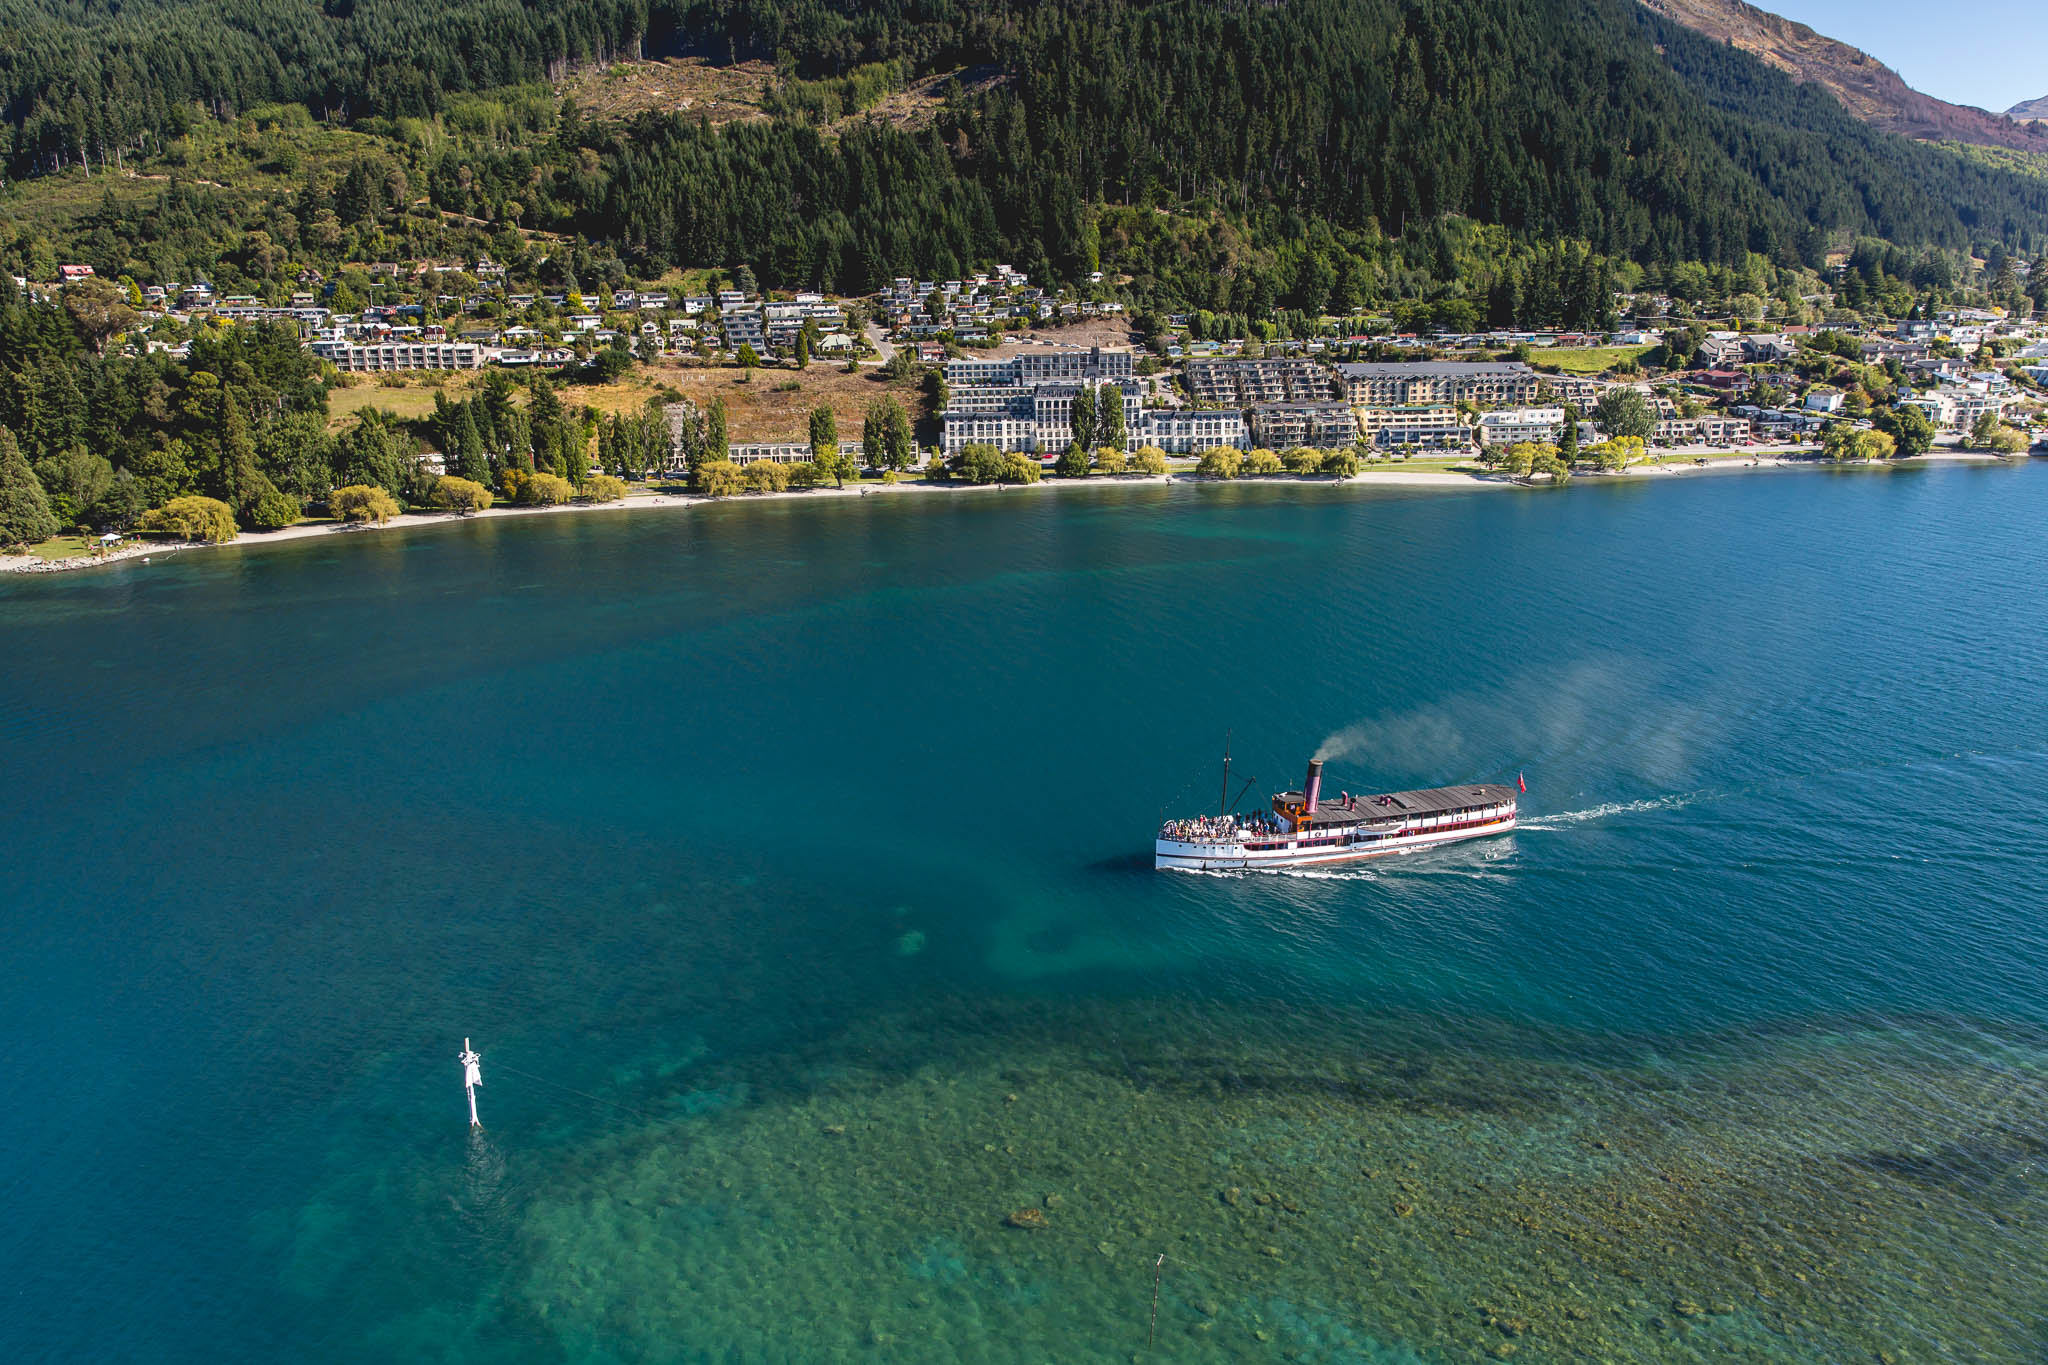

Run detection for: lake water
[[5, 465, 2048, 1363]]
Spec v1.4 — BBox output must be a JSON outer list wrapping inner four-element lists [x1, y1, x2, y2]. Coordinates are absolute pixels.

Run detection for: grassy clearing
[[327, 375, 482, 427], [557, 377, 670, 418], [1528, 345, 1654, 375], [320, 361, 924, 445]]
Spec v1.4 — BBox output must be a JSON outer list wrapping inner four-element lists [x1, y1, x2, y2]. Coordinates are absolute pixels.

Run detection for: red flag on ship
[[1517, 772, 1526, 793]]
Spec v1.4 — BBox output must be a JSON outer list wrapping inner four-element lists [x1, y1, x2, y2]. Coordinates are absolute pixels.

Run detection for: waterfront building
[[1247, 401, 1359, 449], [1137, 409, 1250, 453], [1334, 361, 1542, 406], [1360, 405, 1470, 450]]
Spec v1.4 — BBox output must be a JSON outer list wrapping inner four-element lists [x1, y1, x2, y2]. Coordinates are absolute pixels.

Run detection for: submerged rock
[[1006, 1207, 1049, 1230]]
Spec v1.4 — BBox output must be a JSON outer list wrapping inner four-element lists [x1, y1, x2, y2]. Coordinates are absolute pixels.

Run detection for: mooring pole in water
[[1149, 1253, 1165, 1345], [460, 1038, 483, 1128]]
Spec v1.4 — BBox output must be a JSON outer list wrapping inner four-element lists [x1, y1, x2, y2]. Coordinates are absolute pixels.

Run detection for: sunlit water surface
[[5, 465, 2048, 1362]]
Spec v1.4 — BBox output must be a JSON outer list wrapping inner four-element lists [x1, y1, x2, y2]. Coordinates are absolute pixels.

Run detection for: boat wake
[[1517, 792, 1699, 831]]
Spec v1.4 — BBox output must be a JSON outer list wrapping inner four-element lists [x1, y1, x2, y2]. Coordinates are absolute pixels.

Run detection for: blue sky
[[1759, 1, 2045, 112]]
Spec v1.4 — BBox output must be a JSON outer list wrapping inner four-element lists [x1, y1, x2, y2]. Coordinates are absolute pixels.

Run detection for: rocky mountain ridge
[[1639, 0, 2048, 152]]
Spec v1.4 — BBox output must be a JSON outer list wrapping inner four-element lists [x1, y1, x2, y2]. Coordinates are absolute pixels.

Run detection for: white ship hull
[[1156, 811, 1516, 872]]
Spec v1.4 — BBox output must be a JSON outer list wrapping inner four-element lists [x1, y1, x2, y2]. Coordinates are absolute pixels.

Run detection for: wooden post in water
[[1149, 1253, 1164, 1346]]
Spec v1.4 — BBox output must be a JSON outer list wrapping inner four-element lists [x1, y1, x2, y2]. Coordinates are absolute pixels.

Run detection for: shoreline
[[2, 449, 2028, 576]]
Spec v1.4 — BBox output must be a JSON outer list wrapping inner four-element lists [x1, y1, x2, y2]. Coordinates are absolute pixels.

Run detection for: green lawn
[[22, 534, 96, 561], [1528, 345, 1655, 375]]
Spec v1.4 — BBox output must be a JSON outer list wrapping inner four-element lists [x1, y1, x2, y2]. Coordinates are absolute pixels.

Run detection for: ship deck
[[1284, 783, 1517, 831]]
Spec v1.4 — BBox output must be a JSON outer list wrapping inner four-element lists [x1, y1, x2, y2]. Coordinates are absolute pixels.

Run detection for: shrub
[[1196, 447, 1243, 479], [581, 473, 627, 503], [743, 460, 792, 492], [141, 494, 238, 542], [432, 475, 495, 515], [1246, 448, 1283, 475], [1132, 446, 1169, 475], [330, 484, 400, 525], [786, 461, 828, 489]]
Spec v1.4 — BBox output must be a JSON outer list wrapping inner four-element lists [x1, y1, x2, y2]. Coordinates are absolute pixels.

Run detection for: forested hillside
[[6, 0, 2048, 296]]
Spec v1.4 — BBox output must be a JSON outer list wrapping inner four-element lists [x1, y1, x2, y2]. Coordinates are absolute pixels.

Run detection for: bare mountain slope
[[2010, 96, 2048, 123], [1639, 0, 2048, 151]]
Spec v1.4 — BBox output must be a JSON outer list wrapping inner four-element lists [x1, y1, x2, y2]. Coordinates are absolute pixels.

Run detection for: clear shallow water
[[4, 466, 2048, 1362]]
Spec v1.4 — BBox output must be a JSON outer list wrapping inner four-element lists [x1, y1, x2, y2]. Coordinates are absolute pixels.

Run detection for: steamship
[[1155, 757, 1518, 872]]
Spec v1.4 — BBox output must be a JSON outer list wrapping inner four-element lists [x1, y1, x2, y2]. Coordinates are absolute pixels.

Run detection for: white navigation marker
[[459, 1038, 483, 1128]]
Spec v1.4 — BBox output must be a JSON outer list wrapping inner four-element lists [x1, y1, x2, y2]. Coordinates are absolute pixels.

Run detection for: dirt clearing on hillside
[[642, 363, 931, 444]]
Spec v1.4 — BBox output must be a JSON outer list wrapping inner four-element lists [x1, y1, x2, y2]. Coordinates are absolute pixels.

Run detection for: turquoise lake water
[[5, 465, 2048, 1362]]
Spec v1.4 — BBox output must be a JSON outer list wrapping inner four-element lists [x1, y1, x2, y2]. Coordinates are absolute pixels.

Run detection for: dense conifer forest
[[7, 0, 2048, 300]]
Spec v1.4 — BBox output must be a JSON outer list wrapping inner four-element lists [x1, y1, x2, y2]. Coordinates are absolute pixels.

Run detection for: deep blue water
[[5, 465, 2048, 1362]]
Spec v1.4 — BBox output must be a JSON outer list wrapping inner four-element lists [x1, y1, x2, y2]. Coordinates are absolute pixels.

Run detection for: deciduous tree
[[1593, 389, 1653, 441], [142, 494, 238, 542], [433, 475, 495, 515], [743, 460, 791, 492], [331, 484, 401, 524], [696, 460, 744, 497]]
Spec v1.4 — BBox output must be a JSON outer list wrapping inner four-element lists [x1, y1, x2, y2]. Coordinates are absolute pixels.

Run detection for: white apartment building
[[1474, 407, 1566, 446], [311, 340, 482, 371], [1139, 409, 1249, 453], [1362, 405, 1471, 450]]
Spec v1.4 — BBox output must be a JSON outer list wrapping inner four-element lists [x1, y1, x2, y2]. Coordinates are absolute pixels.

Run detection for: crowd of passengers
[[1159, 812, 1285, 841]]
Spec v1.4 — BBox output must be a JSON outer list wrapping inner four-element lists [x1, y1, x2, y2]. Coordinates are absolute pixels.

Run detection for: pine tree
[[705, 399, 729, 462], [1070, 383, 1097, 451], [454, 403, 489, 482], [808, 404, 838, 473], [1096, 382, 1126, 450], [0, 425, 59, 545]]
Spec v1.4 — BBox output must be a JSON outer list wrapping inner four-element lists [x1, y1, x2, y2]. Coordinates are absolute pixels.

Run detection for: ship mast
[[1219, 731, 1231, 817]]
